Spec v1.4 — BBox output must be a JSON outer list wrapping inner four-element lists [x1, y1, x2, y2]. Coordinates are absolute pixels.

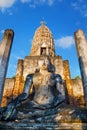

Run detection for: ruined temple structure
[[1, 22, 85, 107]]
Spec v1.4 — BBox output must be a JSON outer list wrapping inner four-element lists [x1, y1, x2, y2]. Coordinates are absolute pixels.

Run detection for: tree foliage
[[74, 76, 81, 80]]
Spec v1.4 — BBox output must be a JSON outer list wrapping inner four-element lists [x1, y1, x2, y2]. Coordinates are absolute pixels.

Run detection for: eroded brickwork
[[72, 79, 85, 106], [63, 60, 73, 105], [1, 78, 14, 107], [13, 59, 24, 98], [30, 24, 55, 57]]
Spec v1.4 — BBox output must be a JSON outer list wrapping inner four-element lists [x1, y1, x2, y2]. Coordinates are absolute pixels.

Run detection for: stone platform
[[0, 103, 87, 130]]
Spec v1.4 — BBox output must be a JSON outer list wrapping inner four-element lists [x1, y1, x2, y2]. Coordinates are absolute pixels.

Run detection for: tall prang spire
[[40, 17, 47, 25], [30, 20, 55, 56]]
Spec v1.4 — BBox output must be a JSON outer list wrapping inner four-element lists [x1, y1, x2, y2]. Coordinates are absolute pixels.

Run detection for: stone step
[[0, 122, 87, 130]]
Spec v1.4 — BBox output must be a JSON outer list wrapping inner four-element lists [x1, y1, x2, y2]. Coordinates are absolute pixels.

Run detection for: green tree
[[74, 76, 81, 80], [12, 75, 16, 79]]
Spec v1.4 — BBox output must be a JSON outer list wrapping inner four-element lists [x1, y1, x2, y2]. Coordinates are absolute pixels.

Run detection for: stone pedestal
[[0, 103, 87, 129]]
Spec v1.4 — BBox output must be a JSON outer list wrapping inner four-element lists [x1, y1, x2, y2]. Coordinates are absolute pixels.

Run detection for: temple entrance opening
[[41, 47, 46, 55]]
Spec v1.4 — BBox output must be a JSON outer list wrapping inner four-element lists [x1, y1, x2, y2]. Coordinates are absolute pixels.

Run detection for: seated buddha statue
[[0, 57, 65, 121]]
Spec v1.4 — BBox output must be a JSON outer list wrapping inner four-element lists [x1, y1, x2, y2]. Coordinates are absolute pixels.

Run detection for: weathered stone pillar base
[[63, 60, 74, 105], [1, 97, 7, 107], [65, 80, 73, 105]]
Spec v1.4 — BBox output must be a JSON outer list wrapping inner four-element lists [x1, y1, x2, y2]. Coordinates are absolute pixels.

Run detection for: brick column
[[13, 59, 24, 98], [0, 29, 14, 105], [63, 60, 73, 105], [74, 29, 87, 107]]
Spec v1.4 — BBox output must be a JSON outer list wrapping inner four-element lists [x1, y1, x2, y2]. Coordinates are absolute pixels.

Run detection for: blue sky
[[0, 0, 87, 78]]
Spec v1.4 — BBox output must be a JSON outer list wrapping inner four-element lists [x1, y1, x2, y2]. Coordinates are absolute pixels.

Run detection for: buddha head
[[38, 57, 55, 72]]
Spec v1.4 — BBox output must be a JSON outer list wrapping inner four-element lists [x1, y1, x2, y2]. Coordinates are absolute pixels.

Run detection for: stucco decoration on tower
[[30, 22, 55, 56]]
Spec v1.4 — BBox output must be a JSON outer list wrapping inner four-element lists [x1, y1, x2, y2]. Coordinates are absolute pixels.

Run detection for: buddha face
[[38, 58, 50, 71], [41, 64, 47, 70]]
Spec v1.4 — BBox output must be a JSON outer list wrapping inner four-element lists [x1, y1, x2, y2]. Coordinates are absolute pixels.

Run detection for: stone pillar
[[63, 60, 73, 105], [74, 29, 87, 107], [13, 59, 24, 98], [0, 29, 14, 105]]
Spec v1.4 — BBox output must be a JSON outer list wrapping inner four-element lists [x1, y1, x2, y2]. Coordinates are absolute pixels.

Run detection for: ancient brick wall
[[23, 56, 38, 79], [53, 56, 64, 79], [63, 60, 73, 105], [72, 79, 85, 107], [2, 78, 15, 107], [13, 59, 24, 98]]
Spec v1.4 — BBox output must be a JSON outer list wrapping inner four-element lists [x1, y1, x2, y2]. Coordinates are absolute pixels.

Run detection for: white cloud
[[0, 0, 16, 12], [0, 0, 63, 12], [55, 36, 74, 49], [20, 0, 55, 7], [71, 0, 87, 17]]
